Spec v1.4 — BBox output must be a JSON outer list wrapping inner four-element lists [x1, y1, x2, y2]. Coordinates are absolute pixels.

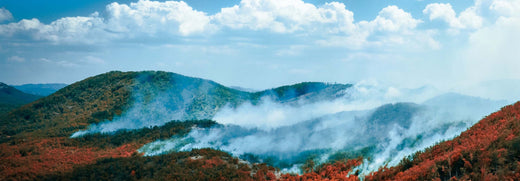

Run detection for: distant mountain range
[[12, 83, 67, 96], [0, 82, 41, 115]]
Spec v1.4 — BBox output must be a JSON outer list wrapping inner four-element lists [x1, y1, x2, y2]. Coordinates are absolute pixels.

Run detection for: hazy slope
[[13, 83, 68, 96], [0, 82, 41, 115], [1, 70, 351, 140], [69, 72, 351, 137], [1, 70, 512, 180], [366, 101, 520, 180], [36, 101, 520, 181], [138, 93, 507, 173], [0, 70, 352, 180], [0, 71, 137, 140]]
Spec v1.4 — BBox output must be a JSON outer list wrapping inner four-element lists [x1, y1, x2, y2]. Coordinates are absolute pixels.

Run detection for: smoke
[[214, 81, 439, 130], [71, 93, 189, 137], [138, 82, 509, 173], [71, 72, 226, 138], [69, 73, 510, 174]]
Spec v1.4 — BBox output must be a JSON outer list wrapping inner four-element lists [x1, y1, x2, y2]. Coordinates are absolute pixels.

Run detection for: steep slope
[[138, 91, 507, 173], [1, 71, 137, 140], [13, 83, 68, 96], [0, 70, 351, 142], [0, 70, 352, 180], [0, 82, 41, 115], [366, 101, 520, 180], [1, 71, 254, 140]]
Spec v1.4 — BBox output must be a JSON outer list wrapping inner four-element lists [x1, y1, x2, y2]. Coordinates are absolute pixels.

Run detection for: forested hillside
[[364, 101, 520, 180], [0, 71, 351, 180], [1, 70, 516, 180]]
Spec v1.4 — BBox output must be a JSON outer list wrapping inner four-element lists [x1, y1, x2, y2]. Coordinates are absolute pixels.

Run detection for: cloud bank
[[2, 0, 520, 92], [0, 0, 435, 50]]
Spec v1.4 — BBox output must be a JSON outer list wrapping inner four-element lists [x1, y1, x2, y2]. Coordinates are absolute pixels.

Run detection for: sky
[[1, 0, 520, 93]]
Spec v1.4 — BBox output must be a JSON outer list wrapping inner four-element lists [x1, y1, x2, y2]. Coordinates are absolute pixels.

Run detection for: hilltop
[[1, 71, 351, 140]]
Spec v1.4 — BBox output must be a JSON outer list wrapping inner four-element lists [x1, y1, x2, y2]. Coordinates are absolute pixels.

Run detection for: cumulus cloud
[[213, 0, 355, 33], [0, 8, 13, 22], [423, 3, 482, 29], [0, 14, 107, 43], [0, 0, 438, 50], [105, 0, 213, 36], [319, 5, 438, 50], [362, 5, 421, 32], [461, 16, 520, 84], [0, 0, 213, 43]]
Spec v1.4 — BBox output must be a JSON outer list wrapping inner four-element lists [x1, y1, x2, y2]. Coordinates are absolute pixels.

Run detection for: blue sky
[[1, 0, 520, 96]]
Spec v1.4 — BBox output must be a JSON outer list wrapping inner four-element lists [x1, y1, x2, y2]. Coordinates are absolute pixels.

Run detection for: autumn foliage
[[0, 137, 138, 180], [281, 158, 362, 181], [3, 71, 520, 180], [366, 101, 520, 180]]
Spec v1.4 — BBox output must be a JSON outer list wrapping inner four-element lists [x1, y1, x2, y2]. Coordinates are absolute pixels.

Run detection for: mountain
[[40, 100, 519, 181], [0, 82, 41, 115], [0, 71, 351, 180], [1, 70, 513, 180], [137, 92, 506, 173], [365, 102, 520, 180], [13, 83, 68, 96], [1, 70, 351, 142]]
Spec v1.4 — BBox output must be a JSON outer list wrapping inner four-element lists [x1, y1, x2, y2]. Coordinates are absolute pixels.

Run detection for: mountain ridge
[[12, 83, 68, 96], [0, 82, 42, 115], [0, 70, 353, 180], [0, 70, 351, 143]]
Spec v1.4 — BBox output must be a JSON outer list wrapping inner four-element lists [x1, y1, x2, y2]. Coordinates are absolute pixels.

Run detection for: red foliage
[[366, 101, 520, 180], [281, 158, 362, 181], [0, 137, 138, 180], [201, 156, 225, 169]]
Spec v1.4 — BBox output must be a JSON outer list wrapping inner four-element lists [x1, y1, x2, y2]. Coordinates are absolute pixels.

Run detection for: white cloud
[[423, 3, 482, 29], [0, 0, 213, 43], [105, 0, 213, 36], [213, 0, 355, 33], [320, 6, 437, 50], [7, 56, 25, 62], [490, 0, 520, 17], [0, 0, 442, 54], [455, 0, 520, 84], [462, 16, 520, 83], [0, 15, 107, 43], [0, 8, 13, 22], [362, 5, 421, 32]]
